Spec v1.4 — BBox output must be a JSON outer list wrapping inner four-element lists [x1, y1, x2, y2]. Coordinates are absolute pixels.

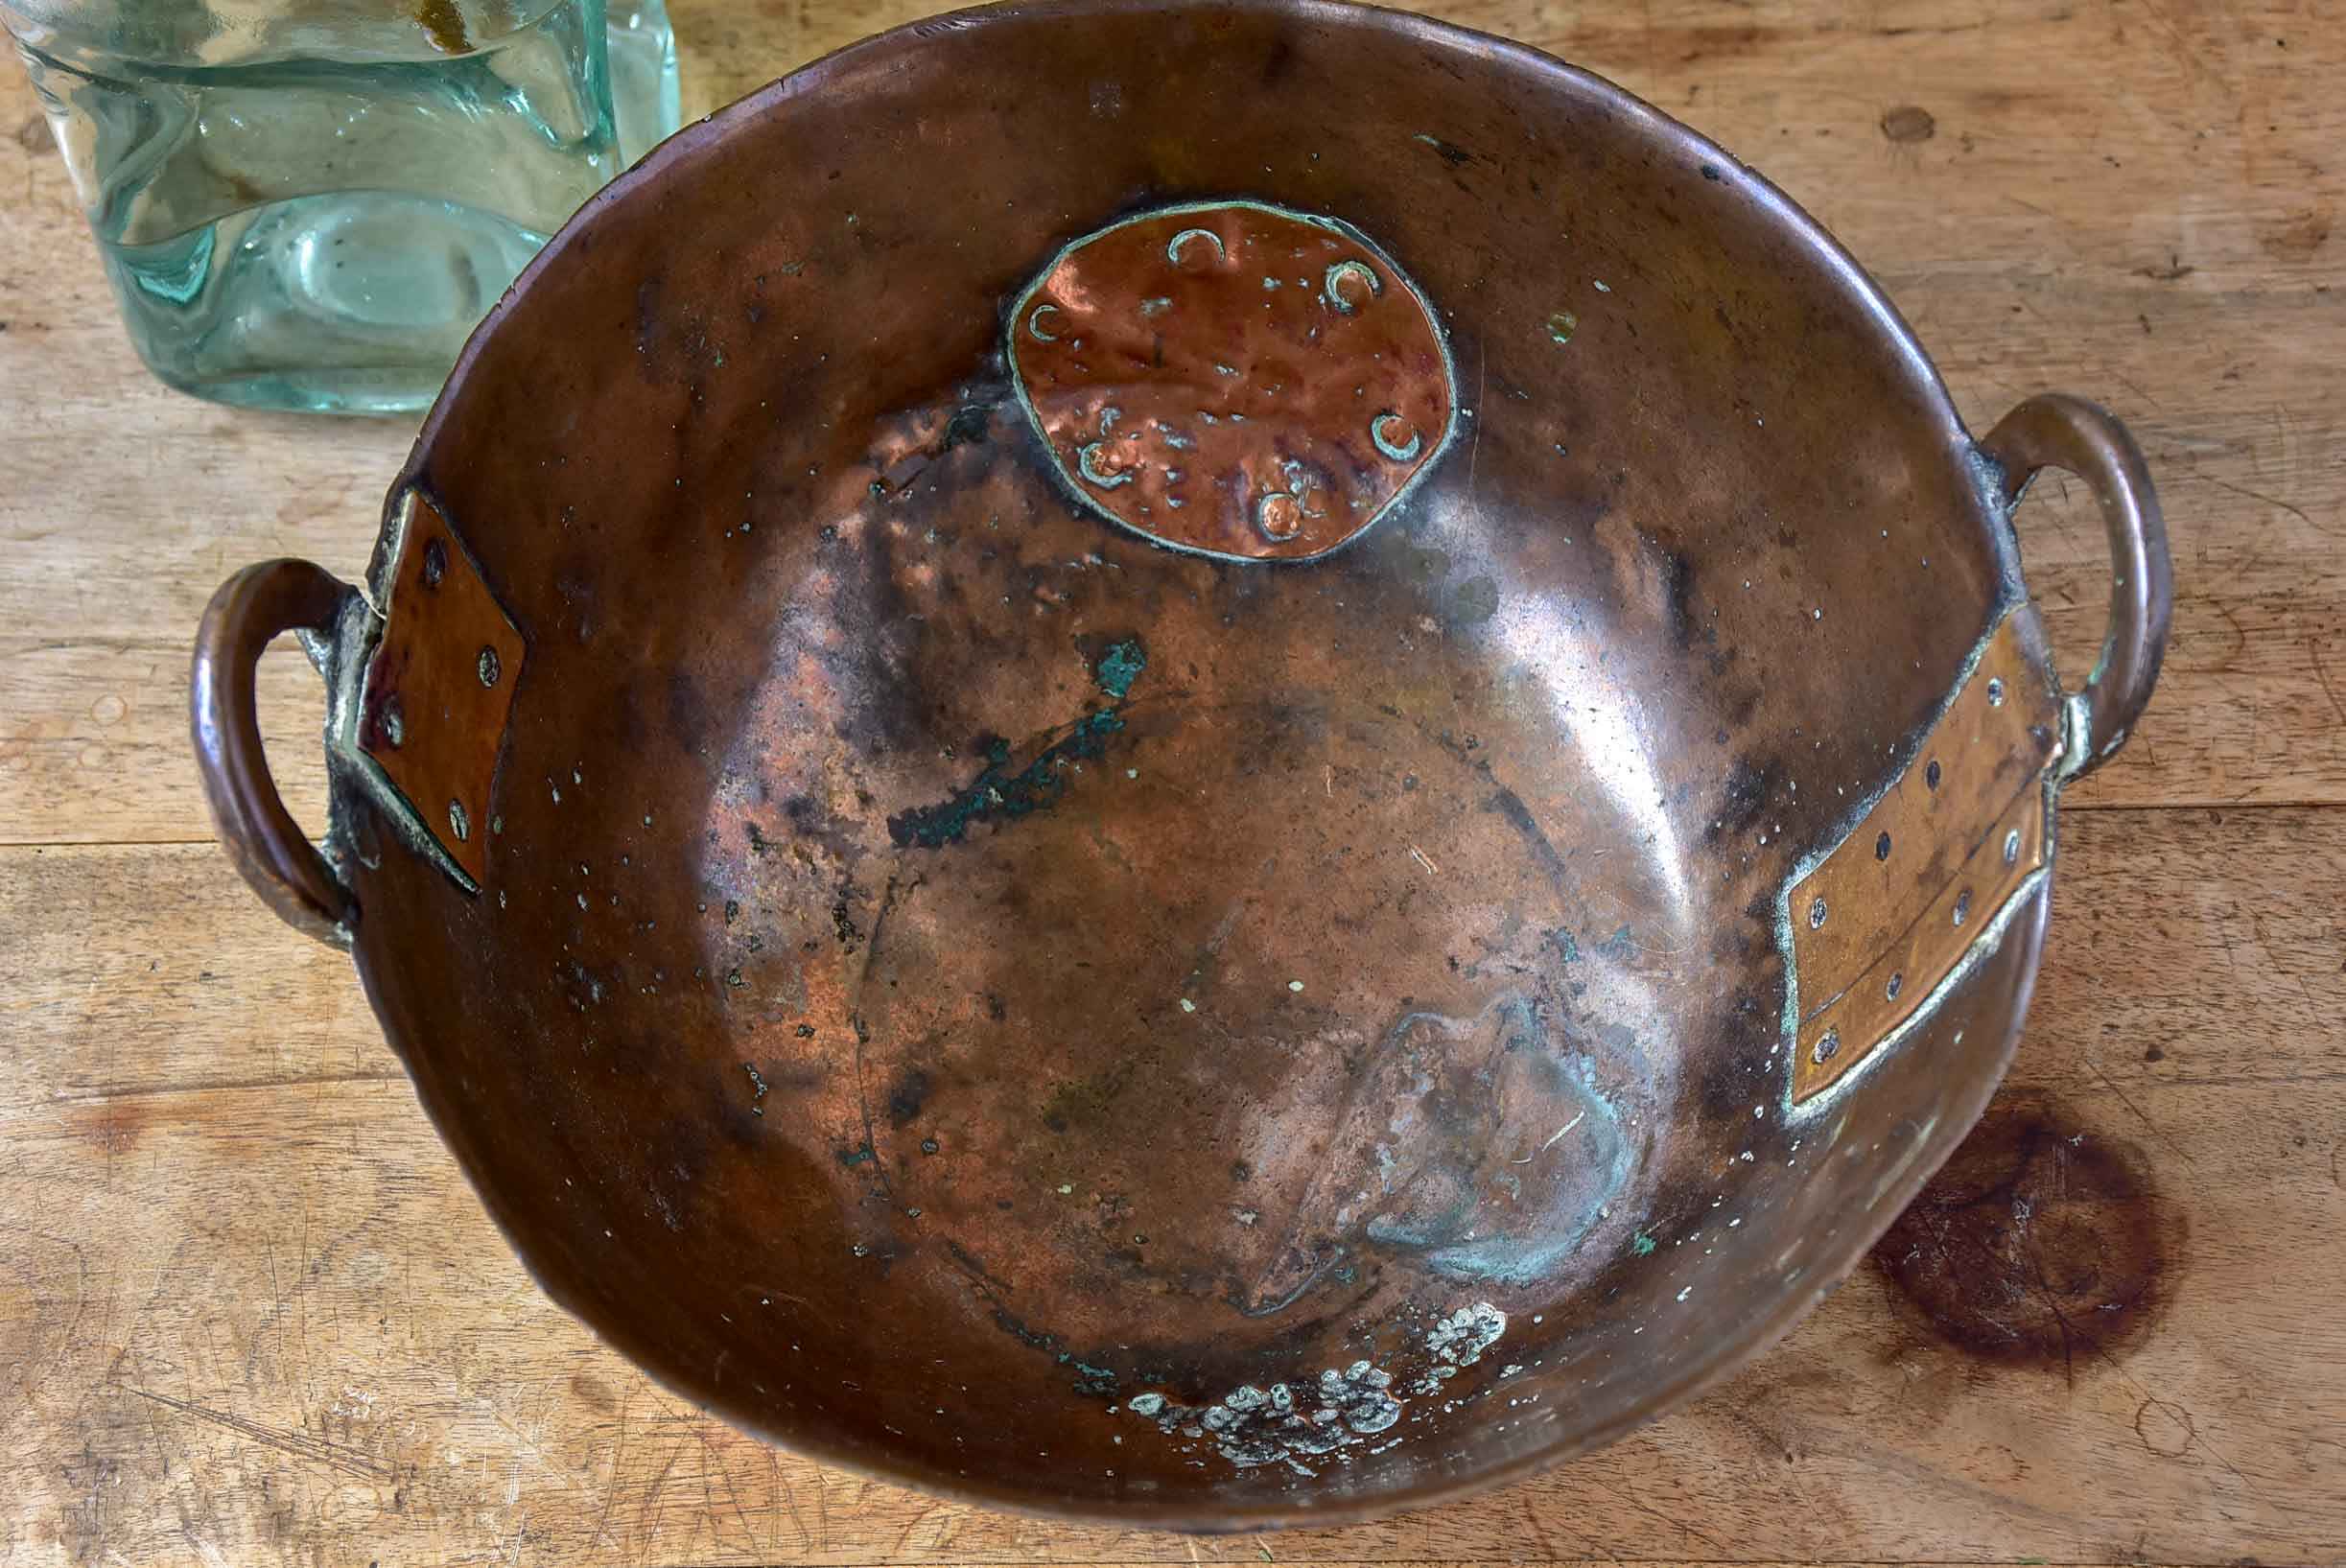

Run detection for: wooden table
[[4, 2, 2341, 1563]]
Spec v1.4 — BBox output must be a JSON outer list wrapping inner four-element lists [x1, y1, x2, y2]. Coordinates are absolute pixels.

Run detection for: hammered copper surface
[[189, 0, 2170, 1531]]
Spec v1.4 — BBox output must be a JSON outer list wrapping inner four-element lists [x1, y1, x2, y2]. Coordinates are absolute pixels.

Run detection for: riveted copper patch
[[356, 491, 525, 887], [1007, 200, 1456, 562], [1788, 613, 2062, 1102]]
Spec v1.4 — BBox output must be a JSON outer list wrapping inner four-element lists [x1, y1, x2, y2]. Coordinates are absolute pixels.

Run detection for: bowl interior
[[343, 0, 2047, 1524]]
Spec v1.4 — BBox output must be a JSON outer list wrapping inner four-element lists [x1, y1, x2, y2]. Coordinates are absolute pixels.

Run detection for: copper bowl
[[192, 0, 2170, 1529]]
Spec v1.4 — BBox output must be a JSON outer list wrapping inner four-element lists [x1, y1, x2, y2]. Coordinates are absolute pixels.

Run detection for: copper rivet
[[1953, 888, 1972, 926], [1808, 895, 1828, 929], [421, 537, 448, 589], [1875, 831, 1891, 861], [479, 646, 502, 688], [1814, 1029, 1841, 1064], [2004, 828, 2022, 864], [1925, 758, 1941, 790]]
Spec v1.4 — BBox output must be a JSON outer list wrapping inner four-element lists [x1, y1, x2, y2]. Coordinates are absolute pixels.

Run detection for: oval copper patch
[[1008, 200, 1457, 563]]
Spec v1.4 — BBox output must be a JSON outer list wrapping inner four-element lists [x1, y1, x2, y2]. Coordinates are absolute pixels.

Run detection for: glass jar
[[5, 0, 682, 411]]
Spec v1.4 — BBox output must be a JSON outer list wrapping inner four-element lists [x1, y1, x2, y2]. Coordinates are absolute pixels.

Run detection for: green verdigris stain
[[1630, 1231, 1657, 1256], [887, 640, 1148, 849], [888, 714, 1127, 848], [988, 1303, 1120, 1396], [1593, 924, 1637, 960], [1094, 638, 1148, 698]]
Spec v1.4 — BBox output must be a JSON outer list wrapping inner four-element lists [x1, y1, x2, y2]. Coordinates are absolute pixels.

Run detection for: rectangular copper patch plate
[[1789, 614, 2060, 1102], [354, 492, 524, 888]]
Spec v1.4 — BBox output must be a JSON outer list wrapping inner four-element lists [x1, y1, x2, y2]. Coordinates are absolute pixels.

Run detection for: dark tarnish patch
[[1483, 785, 1571, 888], [1872, 1093, 2179, 1372], [1682, 993, 1781, 1127], [1707, 756, 1778, 841], [1645, 534, 1697, 650], [939, 402, 994, 454], [887, 640, 1149, 849], [646, 1112, 730, 1235], [1258, 34, 1296, 86], [824, 516, 928, 759], [831, 887, 864, 951], [633, 276, 664, 367], [886, 1067, 933, 1127], [665, 667, 716, 757]]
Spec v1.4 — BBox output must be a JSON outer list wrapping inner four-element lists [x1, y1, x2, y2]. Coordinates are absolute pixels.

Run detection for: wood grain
[[2, 820, 2339, 1564], [3, 0, 2342, 1563]]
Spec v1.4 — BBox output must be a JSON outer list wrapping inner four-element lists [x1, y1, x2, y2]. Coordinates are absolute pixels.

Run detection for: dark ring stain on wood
[[1872, 1091, 2181, 1371]]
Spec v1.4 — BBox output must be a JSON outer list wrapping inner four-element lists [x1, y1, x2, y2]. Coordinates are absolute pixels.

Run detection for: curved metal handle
[[1980, 394, 2173, 778], [191, 560, 362, 945]]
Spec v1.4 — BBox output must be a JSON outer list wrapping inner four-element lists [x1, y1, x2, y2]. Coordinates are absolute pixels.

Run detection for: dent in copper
[[1008, 201, 1456, 562], [355, 492, 525, 886]]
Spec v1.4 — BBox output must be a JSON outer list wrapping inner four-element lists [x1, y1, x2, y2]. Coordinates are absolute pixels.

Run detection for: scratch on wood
[[54, 1069, 407, 1103], [125, 1386, 393, 1481], [632, 1436, 684, 1543], [2309, 637, 2346, 728], [2084, 1056, 2199, 1171], [2181, 460, 2327, 537], [588, 1391, 627, 1548]]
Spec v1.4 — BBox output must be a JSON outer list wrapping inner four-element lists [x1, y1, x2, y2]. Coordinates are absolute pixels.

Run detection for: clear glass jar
[[5, 0, 682, 411]]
